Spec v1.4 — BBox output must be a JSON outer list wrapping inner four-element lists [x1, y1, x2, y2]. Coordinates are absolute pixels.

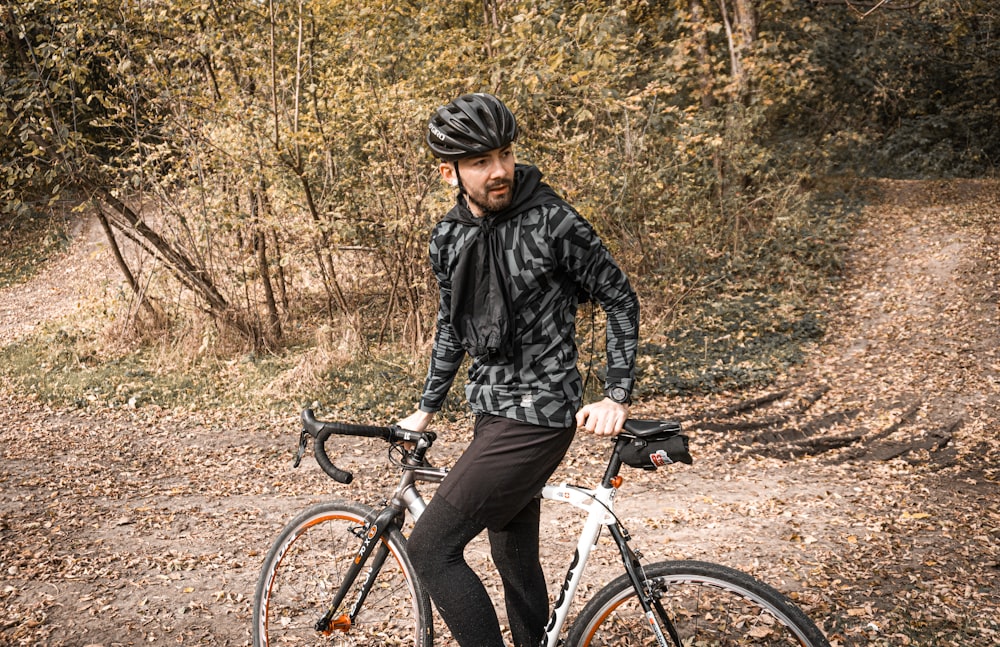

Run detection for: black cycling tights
[[408, 495, 548, 647]]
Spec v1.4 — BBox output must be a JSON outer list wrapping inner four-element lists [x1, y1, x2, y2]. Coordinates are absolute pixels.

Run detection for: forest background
[[2, 0, 998, 418]]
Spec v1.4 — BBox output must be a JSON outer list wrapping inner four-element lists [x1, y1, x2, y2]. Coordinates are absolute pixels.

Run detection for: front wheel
[[566, 560, 830, 647], [252, 501, 433, 647]]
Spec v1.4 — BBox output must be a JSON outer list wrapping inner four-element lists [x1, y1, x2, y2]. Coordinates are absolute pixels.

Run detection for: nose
[[487, 161, 505, 179], [486, 155, 510, 180]]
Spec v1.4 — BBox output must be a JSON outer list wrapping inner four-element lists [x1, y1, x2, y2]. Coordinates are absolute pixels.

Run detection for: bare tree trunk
[[254, 228, 281, 340], [690, 0, 717, 109], [93, 201, 163, 327], [270, 229, 289, 313], [717, 0, 758, 103], [482, 0, 500, 58], [90, 184, 256, 341], [253, 188, 282, 341]]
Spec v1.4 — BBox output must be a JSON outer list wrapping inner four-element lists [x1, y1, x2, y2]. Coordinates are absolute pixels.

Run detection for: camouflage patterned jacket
[[418, 165, 639, 429]]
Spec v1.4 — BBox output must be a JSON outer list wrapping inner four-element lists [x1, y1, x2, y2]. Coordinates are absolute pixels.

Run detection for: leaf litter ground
[[1, 179, 999, 646]]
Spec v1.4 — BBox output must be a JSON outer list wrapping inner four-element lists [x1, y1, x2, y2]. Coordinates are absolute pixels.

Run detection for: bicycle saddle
[[622, 419, 682, 438]]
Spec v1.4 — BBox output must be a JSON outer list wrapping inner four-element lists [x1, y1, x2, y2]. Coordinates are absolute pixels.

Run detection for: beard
[[466, 178, 514, 215]]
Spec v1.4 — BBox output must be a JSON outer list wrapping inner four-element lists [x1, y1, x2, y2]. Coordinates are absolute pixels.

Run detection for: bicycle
[[252, 409, 832, 647]]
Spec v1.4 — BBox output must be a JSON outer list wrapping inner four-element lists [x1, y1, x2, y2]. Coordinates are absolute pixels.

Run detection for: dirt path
[[0, 212, 116, 348], [1, 179, 998, 646]]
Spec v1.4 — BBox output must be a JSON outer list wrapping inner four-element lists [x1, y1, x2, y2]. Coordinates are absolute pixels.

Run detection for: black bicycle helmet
[[427, 93, 518, 161]]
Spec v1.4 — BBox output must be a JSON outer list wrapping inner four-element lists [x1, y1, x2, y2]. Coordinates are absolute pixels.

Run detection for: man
[[399, 93, 639, 647]]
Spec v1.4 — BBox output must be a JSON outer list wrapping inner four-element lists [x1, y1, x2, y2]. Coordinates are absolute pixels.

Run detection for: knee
[[407, 499, 474, 579], [407, 518, 439, 579]]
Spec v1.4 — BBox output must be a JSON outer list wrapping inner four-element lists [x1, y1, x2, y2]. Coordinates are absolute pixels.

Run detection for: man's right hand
[[576, 398, 629, 437]]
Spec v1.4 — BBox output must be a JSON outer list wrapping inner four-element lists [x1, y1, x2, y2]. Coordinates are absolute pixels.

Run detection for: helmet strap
[[452, 162, 466, 194]]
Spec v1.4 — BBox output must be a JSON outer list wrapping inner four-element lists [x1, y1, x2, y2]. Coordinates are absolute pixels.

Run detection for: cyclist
[[398, 93, 639, 647]]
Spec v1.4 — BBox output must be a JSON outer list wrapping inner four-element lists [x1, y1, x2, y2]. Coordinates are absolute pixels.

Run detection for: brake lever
[[293, 429, 309, 468]]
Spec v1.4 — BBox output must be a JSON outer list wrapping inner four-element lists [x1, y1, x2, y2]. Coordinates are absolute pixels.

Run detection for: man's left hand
[[576, 398, 629, 437]]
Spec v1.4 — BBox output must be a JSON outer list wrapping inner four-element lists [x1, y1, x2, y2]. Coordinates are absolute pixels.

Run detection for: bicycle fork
[[314, 506, 400, 634], [607, 522, 682, 647]]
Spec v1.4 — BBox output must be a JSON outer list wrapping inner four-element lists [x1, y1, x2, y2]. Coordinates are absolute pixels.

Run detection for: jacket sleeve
[[553, 207, 640, 395], [418, 226, 467, 413]]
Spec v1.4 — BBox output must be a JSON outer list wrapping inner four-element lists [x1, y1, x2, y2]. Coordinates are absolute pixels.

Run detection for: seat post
[[600, 436, 627, 488]]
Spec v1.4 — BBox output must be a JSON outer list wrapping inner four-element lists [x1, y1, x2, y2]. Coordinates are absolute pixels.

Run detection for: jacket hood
[[440, 164, 565, 361], [443, 164, 564, 227]]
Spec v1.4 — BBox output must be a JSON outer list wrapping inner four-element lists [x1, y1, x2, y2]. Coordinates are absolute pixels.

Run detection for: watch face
[[608, 387, 628, 403]]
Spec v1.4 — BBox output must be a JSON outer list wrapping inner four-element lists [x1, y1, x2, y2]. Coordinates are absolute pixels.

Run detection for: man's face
[[446, 146, 516, 216]]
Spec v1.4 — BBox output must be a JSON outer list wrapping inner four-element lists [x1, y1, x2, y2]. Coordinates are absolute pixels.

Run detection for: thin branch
[[810, 0, 924, 12]]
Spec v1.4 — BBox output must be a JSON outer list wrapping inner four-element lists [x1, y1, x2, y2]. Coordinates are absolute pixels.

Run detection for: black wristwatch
[[605, 386, 631, 405]]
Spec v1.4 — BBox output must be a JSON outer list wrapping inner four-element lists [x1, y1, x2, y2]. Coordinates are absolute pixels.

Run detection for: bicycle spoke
[[568, 561, 829, 647]]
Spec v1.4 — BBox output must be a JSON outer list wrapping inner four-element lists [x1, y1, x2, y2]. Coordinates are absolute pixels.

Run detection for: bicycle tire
[[252, 501, 433, 647], [566, 559, 830, 647]]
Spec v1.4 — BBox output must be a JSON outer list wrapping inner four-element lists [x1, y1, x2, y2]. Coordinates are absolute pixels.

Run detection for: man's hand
[[576, 398, 629, 437], [397, 409, 434, 433]]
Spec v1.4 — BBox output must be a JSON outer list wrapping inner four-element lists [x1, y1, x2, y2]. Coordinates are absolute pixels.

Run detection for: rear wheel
[[567, 560, 830, 647], [252, 501, 433, 647]]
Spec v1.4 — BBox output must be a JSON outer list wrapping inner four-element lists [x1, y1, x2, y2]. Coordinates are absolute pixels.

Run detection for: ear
[[439, 162, 458, 187]]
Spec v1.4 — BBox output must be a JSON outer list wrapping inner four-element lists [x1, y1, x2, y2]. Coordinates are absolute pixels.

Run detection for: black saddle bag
[[619, 425, 692, 470]]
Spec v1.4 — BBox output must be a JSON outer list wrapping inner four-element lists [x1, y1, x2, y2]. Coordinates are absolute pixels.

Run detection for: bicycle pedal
[[329, 614, 351, 633]]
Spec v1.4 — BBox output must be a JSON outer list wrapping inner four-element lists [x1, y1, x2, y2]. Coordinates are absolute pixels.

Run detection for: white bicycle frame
[[538, 481, 619, 647]]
